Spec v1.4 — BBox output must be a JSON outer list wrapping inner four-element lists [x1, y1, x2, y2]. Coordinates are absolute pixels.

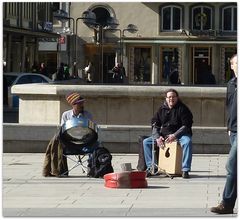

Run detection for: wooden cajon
[[158, 141, 182, 175]]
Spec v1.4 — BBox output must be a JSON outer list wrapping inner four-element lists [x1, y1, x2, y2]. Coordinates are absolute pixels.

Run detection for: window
[[17, 75, 32, 84], [92, 7, 111, 27], [16, 75, 49, 84], [30, 75, 49, 83], [129, 47, 152, 83], [222, 5, 237, 32], [161, 5, 182, 31], [161, 47, 180, 84], [192, 5, 212, 30]]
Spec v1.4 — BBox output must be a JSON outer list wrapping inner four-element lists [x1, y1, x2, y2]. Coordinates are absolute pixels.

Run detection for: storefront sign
[[58, 36, 65, 44]]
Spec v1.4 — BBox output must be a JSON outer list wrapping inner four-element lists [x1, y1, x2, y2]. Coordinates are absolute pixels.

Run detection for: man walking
[[211, 54, 237, 214]]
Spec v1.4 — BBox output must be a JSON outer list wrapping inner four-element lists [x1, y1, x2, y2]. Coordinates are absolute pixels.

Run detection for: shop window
[[191, 5, 212, 31], [161, 5, 182, 31], [161, 47, 180, 84], [222, 5, 237, 32], [129, 47, 151, 83]]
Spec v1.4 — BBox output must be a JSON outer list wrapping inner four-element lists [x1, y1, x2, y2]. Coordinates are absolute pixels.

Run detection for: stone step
[[3, 123, 230, 154]]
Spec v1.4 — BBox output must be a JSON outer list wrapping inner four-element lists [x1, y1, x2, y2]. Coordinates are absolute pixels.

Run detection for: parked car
[[3, 72, 52, 108]]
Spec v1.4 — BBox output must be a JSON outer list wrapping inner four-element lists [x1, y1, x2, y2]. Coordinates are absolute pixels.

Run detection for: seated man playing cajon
[[143, 88, 193, 178]]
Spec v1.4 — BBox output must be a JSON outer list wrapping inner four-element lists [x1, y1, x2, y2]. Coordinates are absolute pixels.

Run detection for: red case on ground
[[104, 171, 148, 188]]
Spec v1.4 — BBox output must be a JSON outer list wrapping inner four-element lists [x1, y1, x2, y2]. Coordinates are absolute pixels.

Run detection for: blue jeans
[[222, 132, 237, 208], [143, 135, 192, 172]]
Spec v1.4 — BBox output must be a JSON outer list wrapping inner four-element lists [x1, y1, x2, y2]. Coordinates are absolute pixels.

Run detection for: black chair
[[59, 117, 98, 176]]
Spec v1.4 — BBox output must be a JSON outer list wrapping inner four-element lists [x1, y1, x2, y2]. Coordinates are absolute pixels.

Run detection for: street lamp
[[75, 10, 97, 78], [105, 24, 138, 64], [54, 10, 76, 76], [54, 9, 96, 78], [80, 15, 119, 83]]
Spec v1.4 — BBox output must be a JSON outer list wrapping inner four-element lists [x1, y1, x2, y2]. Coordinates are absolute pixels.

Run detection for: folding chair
[[59, 117, 98, 176]]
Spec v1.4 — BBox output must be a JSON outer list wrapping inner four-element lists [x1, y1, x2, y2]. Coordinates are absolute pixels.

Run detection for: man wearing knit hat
[[61, 92, 92, 125], [42, 92, 94, 177]]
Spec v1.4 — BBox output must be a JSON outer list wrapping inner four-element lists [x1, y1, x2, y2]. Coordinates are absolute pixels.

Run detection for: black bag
[[137, 135, 159, 171], [87, 147, 114, 178]]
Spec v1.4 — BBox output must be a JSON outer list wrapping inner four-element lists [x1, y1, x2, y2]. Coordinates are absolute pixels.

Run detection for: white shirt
[[61, 110, 93, 126]]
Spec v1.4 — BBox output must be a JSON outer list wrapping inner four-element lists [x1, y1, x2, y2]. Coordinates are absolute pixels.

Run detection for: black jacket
[[226, 77, 237, 132], [151, 100, 193, 139]]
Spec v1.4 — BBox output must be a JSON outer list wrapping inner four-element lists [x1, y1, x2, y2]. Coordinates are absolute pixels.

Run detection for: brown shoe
[[210, 203, 233, 214], [43, 173, 56, 177]]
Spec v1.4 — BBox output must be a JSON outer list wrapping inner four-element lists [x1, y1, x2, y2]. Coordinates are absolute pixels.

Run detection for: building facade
[[69, 2, 237, 85], [3, 2, 59, 75]]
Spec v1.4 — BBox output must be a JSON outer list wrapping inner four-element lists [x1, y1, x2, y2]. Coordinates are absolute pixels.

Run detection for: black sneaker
[[210, 203, 233, 214], [146, 168, 158, 177], [146, 170, 153, 177], [182, 171, 189, 179]]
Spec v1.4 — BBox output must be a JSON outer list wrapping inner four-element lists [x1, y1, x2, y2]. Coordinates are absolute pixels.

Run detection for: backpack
[[87, 147, 114, 178]]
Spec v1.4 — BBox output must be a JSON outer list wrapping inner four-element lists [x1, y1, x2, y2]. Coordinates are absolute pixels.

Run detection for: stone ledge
[[3, 123, 230, 154], [12, 84, 226, 98]]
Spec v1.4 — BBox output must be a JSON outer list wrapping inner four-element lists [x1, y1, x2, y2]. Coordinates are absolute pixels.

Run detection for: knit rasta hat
[[66, 92, 85, 105]]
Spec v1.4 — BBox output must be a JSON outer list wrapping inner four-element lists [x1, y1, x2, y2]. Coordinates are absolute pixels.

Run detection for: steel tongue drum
[[61, 117, 98, 147]]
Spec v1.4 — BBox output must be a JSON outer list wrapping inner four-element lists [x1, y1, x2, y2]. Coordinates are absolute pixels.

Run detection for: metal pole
[[119, 30, 122, 63], [68, 18, 76, 77], [75, 17, 82, 78], [100, 26, 104, 83]]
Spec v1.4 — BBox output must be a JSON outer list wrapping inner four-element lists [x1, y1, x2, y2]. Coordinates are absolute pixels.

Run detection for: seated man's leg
[[143, 136, 153, 169], [178, 135, 192, 172]]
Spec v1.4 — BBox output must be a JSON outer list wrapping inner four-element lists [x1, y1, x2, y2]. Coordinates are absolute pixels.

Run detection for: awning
[[3, 26, 60, 38], [123, 39, 236, 45]]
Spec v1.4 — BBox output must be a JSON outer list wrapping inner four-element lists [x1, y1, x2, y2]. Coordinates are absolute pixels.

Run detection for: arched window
[[222, 5, 237, 32], [192, 5, 212, 30], [92, 7, 111, 27], [161, 5, 182, 31]]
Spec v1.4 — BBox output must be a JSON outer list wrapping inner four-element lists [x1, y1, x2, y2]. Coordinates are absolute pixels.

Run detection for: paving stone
[[2, 153, 238, 217]]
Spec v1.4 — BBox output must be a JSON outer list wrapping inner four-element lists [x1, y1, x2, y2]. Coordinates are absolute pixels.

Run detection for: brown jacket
[[42, 131, 68, 177]]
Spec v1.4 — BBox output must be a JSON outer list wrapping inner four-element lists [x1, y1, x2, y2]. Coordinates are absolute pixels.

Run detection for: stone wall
[[3, 124, 229, 154], [5, 84, 228, 153], [12, 84, 226, 127]]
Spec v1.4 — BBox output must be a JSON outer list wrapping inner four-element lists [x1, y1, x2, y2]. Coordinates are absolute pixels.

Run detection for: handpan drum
[[61, 117, 98, 147]]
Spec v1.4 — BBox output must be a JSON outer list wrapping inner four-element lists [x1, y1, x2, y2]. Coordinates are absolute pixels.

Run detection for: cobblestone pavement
[[2, 153, 237, 217]]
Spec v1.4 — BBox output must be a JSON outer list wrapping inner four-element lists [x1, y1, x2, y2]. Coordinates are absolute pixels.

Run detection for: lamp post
[[98, 17, 119, 83], [83, 16, 119, 83], [122, 24, 138, 63], [75, 10, 97, 78], [105, 24, 138, 64], [105, 28, 122, 63], [54, 10, 96, 78]]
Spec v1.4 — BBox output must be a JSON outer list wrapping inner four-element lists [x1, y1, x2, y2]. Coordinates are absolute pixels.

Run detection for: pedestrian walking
[[57, 62, 64, 80], [64, 64, 70, 80], [210, 54, 237, 214], [39, 62, 48, 77]]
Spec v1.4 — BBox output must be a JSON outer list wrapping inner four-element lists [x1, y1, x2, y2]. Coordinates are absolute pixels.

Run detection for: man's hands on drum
[[165, 134, 176, 143], [156, 136, 165, 149], [156, 134, 176, 148]]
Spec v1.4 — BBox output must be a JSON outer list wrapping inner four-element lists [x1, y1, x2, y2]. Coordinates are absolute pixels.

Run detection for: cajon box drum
[[158, 141, 182, 175]]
